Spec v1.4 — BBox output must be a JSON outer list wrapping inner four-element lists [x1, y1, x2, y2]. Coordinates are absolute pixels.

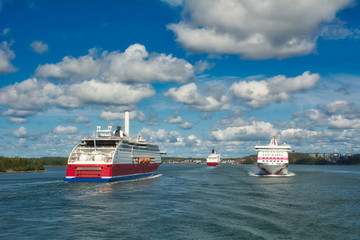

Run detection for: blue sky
[[1, 0, 360, 158]]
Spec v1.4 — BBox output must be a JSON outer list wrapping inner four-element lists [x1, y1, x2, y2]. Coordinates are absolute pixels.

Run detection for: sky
[[1, 0, 360, 158]]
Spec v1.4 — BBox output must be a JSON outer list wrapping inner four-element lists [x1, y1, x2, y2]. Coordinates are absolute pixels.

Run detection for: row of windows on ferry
[[260, 151, 287, 157], [261, 160, 285, 162], [120, 143, 159, 151]]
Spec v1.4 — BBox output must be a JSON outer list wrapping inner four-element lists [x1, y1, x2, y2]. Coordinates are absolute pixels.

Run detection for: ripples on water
[[0, 164, 359, 240]]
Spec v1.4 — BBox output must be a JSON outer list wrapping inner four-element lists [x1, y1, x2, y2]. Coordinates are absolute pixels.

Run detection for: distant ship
[[207, 149, 221, 166], [64, 110, 165, 182], [255, 136, 291, 175]]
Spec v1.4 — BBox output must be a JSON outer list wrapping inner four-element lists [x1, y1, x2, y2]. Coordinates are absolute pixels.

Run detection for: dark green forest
[[0, 156, 67, 173]]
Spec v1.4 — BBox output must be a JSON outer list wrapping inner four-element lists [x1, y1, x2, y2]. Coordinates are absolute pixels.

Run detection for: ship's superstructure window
[[83, 139, 119, 147]]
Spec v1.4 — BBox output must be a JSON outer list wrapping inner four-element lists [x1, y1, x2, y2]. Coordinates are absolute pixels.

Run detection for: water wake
[[248, 171, 295, 177], [110, 173, 163, 184]]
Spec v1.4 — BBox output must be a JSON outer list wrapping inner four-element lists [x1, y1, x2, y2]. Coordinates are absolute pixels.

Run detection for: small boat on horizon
[[255, 136, 291, 175]]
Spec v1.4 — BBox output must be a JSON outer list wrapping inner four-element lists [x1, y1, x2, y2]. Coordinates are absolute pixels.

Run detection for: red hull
[[65, 163, 161, 179], [207, 162, 219, 166]]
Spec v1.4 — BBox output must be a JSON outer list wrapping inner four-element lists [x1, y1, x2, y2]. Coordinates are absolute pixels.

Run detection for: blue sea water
[[0, 164, 359, 240]]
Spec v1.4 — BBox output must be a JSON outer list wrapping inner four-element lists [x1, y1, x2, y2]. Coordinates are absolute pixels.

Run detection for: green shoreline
[[0, 156, 67, 173]]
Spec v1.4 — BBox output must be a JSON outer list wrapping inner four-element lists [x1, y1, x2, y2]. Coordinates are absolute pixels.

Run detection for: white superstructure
[[64, 110, 164, 182], [255, 136, 291, 175], [206, 149, 221, 166]]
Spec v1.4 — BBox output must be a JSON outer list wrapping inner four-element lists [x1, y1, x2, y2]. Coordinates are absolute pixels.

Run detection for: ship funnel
[[270, 136, 277, 146], [124, 110, 130, 136]]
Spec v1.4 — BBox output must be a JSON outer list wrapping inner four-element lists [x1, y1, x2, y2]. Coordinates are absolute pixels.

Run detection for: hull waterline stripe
[[64, 172, 156, 182]]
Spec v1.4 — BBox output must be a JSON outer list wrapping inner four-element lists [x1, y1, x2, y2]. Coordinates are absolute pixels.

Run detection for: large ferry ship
[[64, 110, 164, 182], [206, 149, 221, 166], [255, 136, 291, 175]]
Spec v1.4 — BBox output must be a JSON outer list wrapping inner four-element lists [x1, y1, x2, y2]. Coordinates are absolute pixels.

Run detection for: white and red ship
[[64, 110, 164, 182], [255, 136, 291, 175], [206, 149, 221, 166]]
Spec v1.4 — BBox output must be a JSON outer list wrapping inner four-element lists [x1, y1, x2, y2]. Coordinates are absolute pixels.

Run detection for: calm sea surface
[[0, 164, 359, 240]]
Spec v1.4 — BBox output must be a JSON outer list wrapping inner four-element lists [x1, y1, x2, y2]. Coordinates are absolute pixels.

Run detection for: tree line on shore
[[0, 156, 67, 173], [1, 152, 359, 173]]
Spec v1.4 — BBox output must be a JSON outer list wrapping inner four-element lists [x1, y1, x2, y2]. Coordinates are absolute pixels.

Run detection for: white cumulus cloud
[[164, 82, 230, 111], [180, 120, 194, 129], [30, 41, 49, 54], [13, 126, 27, 137], [164, 115, 183, 124], [53, 125, 78, 134], [64, 80, 155, 106], [167, 0, 352, 59], [139, 128, 202, 151], [1, 109, 35, 117], [280, 128, 320, 141], [0, 41, 17, 74], [1, 44, 195, 116], [105, 44, 194, 83], [36, 44, 194, 83], [0, 78, 155, 112], [0, 78, 62, 111], [139, 128, 183, 144], [298, 100, 360, 130], [230, 71, 320, 108], [184, 134, 201, 146], [328, 115, 360, 129], [8, 117, 27, 123], [100, 110, 144, 122], [210, 119, 276, 141], [317, 100, 359, 117], [35, 52, 100, 82]]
